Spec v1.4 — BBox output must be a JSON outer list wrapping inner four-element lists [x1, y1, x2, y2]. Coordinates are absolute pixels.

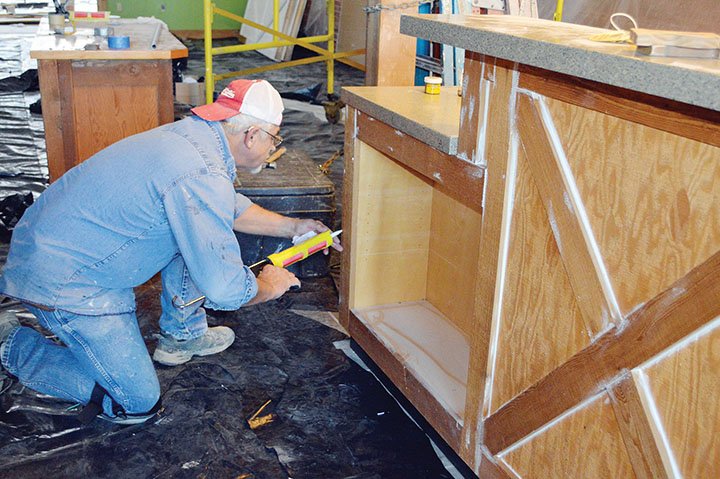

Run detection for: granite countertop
[[400, 14, 720, 112], [341, 86, 461, 155]]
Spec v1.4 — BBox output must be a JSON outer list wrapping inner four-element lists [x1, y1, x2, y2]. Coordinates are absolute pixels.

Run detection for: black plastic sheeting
[[1, 277, 455, 478], [0, 32, 466, 478], [0, 25, 47, 202], [0, 192, 33, 242]]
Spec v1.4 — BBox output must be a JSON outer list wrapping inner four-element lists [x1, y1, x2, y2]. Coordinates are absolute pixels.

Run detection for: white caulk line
[[524, 89, 622, 327], [475, 60, 489, 167], [483, 68, 521, 421], [632, 369, 682, 478], [497, 389, 606, 457], [476, 79, 491, 167], [352, 109, 359, 138], [497, 457, 523, 479]]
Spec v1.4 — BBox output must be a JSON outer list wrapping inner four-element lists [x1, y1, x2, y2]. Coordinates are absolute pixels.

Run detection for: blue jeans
[[159, 254, 208, 340], [1, 306, 160, 416], [0, 256, 206, 416]]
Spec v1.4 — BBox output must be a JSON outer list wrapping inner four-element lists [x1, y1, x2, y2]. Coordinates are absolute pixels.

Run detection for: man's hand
[[244, 265, 301, 306], [292, 219, 343, 253], [234, 206, 343, 253]]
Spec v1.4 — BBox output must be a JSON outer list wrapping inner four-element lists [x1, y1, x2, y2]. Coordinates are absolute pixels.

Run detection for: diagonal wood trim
[[518, 63, 720, 148], [460, 63, 517, 470], [484, 247, 720, 454], [347, 310, 463, 451], [608, 373, 669, 479], [339, 107, 358, 331], [516, 93, 618, 336], [457, 51, 484, 165], [356, 112, 485, 213]]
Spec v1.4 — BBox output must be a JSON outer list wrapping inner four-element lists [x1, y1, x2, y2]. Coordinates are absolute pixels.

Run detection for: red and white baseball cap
[[191, 79, 284, 125]]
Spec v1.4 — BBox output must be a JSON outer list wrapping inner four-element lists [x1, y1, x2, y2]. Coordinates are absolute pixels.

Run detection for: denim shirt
[[0, 116, 258, 314]]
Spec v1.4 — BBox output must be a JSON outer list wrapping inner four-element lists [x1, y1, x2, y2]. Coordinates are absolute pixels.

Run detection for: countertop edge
[[341, 87, 458, 155], [400, 15, 720, 112], [29, 48, 188, 60]]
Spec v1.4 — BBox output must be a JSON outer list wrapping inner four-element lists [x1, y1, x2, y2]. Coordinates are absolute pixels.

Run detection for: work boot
[[0, 310, 20, 395], [98, 409, 159, 425], [152, 326, 235, 366]]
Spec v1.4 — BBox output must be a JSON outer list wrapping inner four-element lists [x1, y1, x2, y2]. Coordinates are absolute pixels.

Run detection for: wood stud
[[608, 373, 670, 479]]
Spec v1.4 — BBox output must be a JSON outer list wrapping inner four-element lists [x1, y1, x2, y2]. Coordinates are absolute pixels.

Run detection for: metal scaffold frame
[[203, 0, 366, 103]]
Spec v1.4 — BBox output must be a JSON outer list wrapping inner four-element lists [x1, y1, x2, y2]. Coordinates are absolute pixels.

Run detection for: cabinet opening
[[348, 141, 483, 422]]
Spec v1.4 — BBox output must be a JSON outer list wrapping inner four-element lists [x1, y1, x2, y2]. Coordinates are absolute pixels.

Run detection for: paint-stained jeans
[[0, 255, 208, 415], [159, 254, 208, 340], [1, 306, 160, 416]]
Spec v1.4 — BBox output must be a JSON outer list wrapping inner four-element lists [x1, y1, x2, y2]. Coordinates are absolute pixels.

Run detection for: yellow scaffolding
[[203, 0, 365, 104]]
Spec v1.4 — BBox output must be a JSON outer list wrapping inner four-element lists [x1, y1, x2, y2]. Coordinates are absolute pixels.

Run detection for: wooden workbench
[[31, 18, 187, 181], [341, 14, 720, 478]]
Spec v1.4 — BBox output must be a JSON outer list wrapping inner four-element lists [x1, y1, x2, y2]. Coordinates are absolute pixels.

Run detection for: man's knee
[[118, 375, 161, 415]]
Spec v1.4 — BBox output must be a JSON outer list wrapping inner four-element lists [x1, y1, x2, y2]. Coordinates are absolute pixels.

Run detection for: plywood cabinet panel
[[489, 153, 590, 414], [40, 59, 173, 181], [355, 301, 470, 422], [499, 393, 636, 479], [352, 142, 432, 309], [427, 189, 483, 336], [545, 98, 720, 315], [642, 319, 720, 479]]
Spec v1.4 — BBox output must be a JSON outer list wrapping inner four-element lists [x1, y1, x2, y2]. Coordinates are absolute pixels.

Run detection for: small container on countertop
[[424, 76, 442, 95]]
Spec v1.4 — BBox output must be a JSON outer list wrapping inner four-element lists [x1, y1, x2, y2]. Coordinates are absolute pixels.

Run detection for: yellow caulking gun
[[249, 229, 342, 269], [172, 229, 341, 309]]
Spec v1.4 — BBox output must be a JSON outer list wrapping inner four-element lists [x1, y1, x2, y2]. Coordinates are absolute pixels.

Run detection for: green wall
[[108, 0, 248, 31]]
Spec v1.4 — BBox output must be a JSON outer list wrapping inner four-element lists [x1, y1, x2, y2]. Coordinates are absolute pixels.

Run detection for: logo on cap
[[220, 88, 235, 99]]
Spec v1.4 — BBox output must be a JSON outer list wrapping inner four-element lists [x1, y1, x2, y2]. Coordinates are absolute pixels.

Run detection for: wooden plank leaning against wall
[[364, 0, 416, 86], [341, 46, 720, 478]]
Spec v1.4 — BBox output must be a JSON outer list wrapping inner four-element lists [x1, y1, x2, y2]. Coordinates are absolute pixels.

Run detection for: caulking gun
[[172, 229, 342, 309], [248, 229, 342, 269]]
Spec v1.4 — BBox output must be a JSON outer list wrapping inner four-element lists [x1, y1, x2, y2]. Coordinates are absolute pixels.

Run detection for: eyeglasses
[[247, 126, 283, 148]]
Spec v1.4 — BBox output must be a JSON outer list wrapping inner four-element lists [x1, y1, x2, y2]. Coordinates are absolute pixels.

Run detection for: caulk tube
[[267, 230, 336, 268]]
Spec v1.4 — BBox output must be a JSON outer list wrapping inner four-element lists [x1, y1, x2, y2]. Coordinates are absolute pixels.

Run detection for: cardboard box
[[175, 82, 205, 106]]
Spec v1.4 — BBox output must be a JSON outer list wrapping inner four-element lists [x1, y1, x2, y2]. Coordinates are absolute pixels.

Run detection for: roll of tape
[[108, 35, 130, 49], [94, 26, 111, 37]]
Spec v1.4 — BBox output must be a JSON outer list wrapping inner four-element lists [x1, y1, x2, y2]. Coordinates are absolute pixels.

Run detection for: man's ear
[[243, 127, 257, 148]]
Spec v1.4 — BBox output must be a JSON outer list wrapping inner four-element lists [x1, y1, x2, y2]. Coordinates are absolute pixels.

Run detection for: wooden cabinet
[[30, 19, 187, 181], [341, 15, 720, 478]]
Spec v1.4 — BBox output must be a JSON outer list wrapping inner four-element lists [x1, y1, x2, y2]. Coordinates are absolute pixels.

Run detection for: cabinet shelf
[[353, 300, 469, 423]]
